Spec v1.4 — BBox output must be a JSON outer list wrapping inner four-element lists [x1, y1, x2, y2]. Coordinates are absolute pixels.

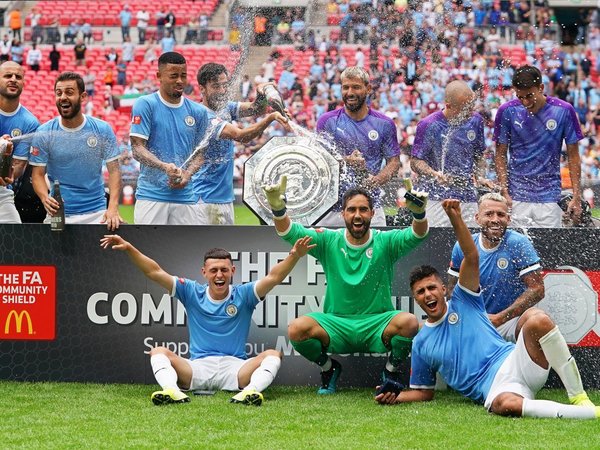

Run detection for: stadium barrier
[[0, 224, 599, 388]]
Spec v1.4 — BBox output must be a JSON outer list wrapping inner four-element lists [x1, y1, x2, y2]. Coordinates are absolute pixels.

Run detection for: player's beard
[[207, 93, 227, 112], [345, 217, 371, 240], [0, 87, 21, 100], [343, 93, 366, 112], [480, 223, 506, 244], [57, 99, 82, 120]]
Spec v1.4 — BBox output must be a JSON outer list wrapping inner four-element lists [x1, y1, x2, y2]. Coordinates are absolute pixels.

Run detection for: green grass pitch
[[2, 382, 599, 448]]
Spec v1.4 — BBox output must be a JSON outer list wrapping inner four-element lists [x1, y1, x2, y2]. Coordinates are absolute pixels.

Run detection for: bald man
[[410, 80, 493, 227], [0, 61, 39, 223]]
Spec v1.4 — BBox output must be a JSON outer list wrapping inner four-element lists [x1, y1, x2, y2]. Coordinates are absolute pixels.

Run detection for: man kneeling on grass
[[376, 199, 599, 419], [101, 234, 314, 406]]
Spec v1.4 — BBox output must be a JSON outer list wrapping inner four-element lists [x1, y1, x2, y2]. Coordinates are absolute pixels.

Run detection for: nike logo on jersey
[[514, 119, 524, 129]]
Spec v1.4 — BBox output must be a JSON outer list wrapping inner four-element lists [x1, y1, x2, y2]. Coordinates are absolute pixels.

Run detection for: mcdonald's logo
[[4, 310, 33, 335]]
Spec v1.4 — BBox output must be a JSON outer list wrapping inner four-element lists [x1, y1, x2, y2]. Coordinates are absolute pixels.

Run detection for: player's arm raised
[[219, 113, 291, 143], [443, 199, 479, 293], [255, 236, 315, 298], [100, 235, 173, 291]]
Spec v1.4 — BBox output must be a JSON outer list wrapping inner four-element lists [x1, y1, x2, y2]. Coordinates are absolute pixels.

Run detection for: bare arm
[[32, 165, 58, 215], [102, 160, 124, 230], [131, 135, 175, 173], [100, 235, 173, 291], [255, 236, 315, 298], [494, 143, 511, 205], [488, 270, 545, 327], [375, 388, 434, 405], [447, 273, 458, 297], [237, 82, 276, 118], [444, 199, 479, 293], [11, 159, 27, 181], [369, 156, 400, 187], [219, 112, 289, 143], [410, 157, 448, 184], [566, 142, 582, 223]]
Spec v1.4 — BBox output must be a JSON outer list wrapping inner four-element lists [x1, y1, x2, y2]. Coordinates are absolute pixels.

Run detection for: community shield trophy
[[243, 136, 340, 226]]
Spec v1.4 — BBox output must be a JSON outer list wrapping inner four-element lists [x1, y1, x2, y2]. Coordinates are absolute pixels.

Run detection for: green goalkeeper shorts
[[306, 311, 401, 354]]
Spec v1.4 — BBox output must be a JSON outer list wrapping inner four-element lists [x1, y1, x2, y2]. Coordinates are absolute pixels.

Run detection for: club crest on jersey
[[448, 312, 459, 324], [10, 128, 22, 138], [368, 130, 379, 141], [467, 130, 476, 141], [185, 116, 196, 127], [497, 258, 508, 269], [87, 136, 98, 147], [546, 119, 557, 131], [366, 248, 373, 259], [226, 304, 238, 317]]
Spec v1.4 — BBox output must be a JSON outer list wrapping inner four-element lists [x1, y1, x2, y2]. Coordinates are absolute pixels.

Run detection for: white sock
[[150, 354, 179, 391], [539, 326, 585, 398], [246, 355, 281, 392], [385, 361, 398, 372], [522, 398, 596, 419], [320, 358, 332, 372]]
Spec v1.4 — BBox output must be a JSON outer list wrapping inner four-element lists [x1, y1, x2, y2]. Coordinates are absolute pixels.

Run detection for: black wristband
[[412, 211, 426, 220], [272, 207, 287, 218]]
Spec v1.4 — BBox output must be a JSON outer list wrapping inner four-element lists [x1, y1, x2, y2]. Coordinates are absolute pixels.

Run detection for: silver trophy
[[243, 136, 340, 226]]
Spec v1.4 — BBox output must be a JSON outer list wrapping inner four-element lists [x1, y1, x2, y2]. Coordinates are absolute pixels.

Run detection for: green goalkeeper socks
[[291, 338, 329, 366], [389, 335, 412, 368]]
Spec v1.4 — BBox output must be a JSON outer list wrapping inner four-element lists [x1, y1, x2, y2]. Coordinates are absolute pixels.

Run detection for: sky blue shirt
[[193, 102, 237, 204], [317, 107, 400, 209], [172, 278, 260, 360], [448, 230, 541, 314], [412, 111, 485, 202], [410, 284, 514, 404], [493, 96, 583, 202], [130, 93, 210, 204], [29, 115, 119, 216]]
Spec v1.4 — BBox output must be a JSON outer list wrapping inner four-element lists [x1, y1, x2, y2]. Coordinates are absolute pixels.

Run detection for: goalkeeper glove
[[403, 179, 428, 221], [262, 175, 288, 218]]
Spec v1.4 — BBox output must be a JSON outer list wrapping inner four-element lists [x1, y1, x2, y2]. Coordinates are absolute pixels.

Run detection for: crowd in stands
[[1, 1, 599, 206]]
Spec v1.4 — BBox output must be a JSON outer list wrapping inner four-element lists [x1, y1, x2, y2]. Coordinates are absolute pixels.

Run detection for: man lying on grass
[[101, 234, 314, 406], [376, 199, 599, 419]]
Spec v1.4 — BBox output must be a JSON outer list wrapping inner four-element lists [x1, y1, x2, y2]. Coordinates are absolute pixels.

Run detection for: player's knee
[[149, 346, 173, 357], [262, 349, 283, 360], [288, 317, 312, 341], [395, 312, 419, 338], [524, 310, 555, 336], [490, 392, 523, 417]]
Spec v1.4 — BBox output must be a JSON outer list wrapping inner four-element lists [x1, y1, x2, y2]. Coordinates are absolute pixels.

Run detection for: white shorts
[[510, 201, 562, 228], [44, 210, 105, 224], [315, 207, 387, 227], [196, 199, 234, 225], [0, 199, 21, 224], [496, 316, 520, 343], [134, 199, 197, 225], [185, 355, 254, 392], [426, 200, 478, 227], [484, 331, 549, 410]]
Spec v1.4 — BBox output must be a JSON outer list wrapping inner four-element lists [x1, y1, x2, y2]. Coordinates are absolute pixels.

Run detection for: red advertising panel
[[0, 266, 56, 340]]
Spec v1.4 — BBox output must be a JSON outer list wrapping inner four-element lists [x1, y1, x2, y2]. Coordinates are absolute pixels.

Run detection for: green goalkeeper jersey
[[281, 222, 427, 315]]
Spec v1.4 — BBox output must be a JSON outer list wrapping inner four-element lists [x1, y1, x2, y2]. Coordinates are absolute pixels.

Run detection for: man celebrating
[[411, 80, 492, 226], [263, 177, 428, 394], [316, 66, 400, 227], [448, 193, 545, 342], [494, 65, 583, 227], [30, 71, 122, 229], [193, 63, 286, 225], [101, 234, 315, 406], [0, 61, 39, 223], [376, 199, 597, 419]]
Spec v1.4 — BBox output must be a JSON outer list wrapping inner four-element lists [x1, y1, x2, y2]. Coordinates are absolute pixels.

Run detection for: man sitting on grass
[[101, 234, 314, 406], [376, 199, 598, 419]]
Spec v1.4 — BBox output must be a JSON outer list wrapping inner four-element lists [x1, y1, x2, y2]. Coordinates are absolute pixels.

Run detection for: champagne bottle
[[51, 180, 65, 232], [263, 85, 288, 118], [0, 138, 13, 179]]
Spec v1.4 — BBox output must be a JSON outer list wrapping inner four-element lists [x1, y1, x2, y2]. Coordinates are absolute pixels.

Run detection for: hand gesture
[[100, 234, 129, 251], [403, 179, 428, 215], [290, 236, 316, 258], [374, 388, 399, 405], [262, 175, 287, 211], [271, 112, 292, 132], [441, 199, 462, 220], [101, 209, 125, 231], [567, 197, 582, 226], [345, 150, 367, 171]]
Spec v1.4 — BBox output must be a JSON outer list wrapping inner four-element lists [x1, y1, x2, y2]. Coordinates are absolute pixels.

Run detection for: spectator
[[165, 10, 177, 42], [184, 17, 199, 44], [116, 61, 127, 86], [136, 8, 150, 44], [103, 65, 115, 87], [29, 8, 43, 44], [8, 8, 22, 42], [10, 39, 24, 65], [49, 44, 61, 72], [26, 43, 42, 72], [156, 8, 167, 40], [119, 4, 132, 41], [83, 69, 96, 97], [81, 21, 93, 45], [144, 39, 158, 63], [0, 35, 11, 63], [160, 31, 175, 54], [105, 47, 119, 64], [64, 21, 80, 45], [74, 39, 87, 66], [122, 36, 134, 63]]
